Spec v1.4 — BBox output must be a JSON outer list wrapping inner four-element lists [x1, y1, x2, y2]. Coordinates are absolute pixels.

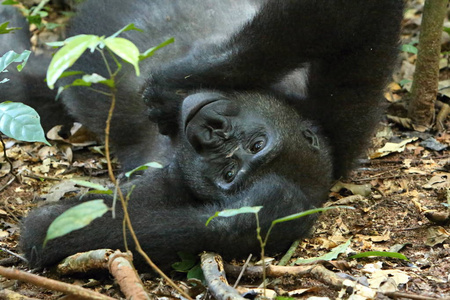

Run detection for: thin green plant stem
[[104, 91, 193, 300]]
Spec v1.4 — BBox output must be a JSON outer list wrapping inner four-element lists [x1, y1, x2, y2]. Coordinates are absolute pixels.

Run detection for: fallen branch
[[0, 289, 40, 300], [200, 252, 245, 300], [224, 263, 345, 289], [58, 249, 150, 300], [0, 266, 115, 300]]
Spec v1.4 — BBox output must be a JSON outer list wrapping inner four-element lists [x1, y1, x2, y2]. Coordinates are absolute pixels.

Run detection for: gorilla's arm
[[21, 174, 319, 271], [146, 0, 404, 137]]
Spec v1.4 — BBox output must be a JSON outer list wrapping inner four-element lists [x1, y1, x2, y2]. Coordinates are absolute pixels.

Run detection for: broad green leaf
[[81, 73, 114, 88], [0, 50, 31, 73], [57, 70, 85, 79], [46, 41, 66, 47], [0, 101, 50, 145], [44, 200, 108, 246], [139, 37, 174, 61], [0, 21, 21, 34], [401, 44, 417, 55], [87, 189, 113, 195], [71, 179, 111, 191], [295, 239, 351, 264], [187, 264, 205, 281], [350, 251, 409, 261], [172, 252, 197, 272], [399, 79, 412, 87], [108, 23, 143, 39], [1, 0, 19, 5], [206, 206, 263, 226], [47, 35, 101, 89], [26, 15, 42, 27], [104, 37, 140, 76], [272, 206, 354, 225], [125, 161, 163, 178]]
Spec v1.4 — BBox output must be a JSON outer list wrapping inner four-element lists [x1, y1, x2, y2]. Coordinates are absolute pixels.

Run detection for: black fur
[[0, 0, 403, 271]]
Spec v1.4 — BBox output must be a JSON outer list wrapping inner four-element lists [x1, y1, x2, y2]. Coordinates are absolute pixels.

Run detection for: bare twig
[[0, 289, 40, 300], [384, 291, 450, 300], [0, 136, 18, 182], [201, 252, 245, 300], [224, 263, 345, 290], [0, 266, 115, 300], [233, 254, 252, 288], [58, 249, 150, 300], [278, 239, 300, 266], [108, 251, 150, 300]]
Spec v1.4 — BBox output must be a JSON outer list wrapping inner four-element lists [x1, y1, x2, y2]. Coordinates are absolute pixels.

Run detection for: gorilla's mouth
[[181, 92, 225, 129]]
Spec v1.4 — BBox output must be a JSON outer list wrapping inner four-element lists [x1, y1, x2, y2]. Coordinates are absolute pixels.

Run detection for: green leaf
[[1, 0, 19, 5], [125, 161, 163, 178], [44, 200, 109, 246], [104, 37, 140, 76], [46, 35, 101, 89], [81, 73, 114, 88], [443, 26, 450, 35], [46, 41, 66, 48], [272, 206, 354, 225], [399, 79, 412, 87], [87, 189, 113, 195], [350, 251, 409, 261], [295, 239, 351, 264], [26, 15, 42, 27], [187, 264, 205, 281], [205, 206, 263, 226], [108, 23, 143, 39], [0, 50, 31, 73], [71, 179, 111, 191], [172, 252, 197, 272], [57, 70, 85, 79], [139, 37, 174, 61], [0, 21, 21, 34], [401, 44, 417, 55], [0, 102, 50, 145]]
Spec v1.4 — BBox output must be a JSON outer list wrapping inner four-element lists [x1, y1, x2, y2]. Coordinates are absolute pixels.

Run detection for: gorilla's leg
[[21, 173, 319, 271]]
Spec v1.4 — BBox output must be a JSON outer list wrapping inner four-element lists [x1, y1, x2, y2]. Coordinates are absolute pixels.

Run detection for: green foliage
[[0, 50, 31, 75], [402, 44, 418, 55], [206, 206, 263, 226], [172, 252, 205, 281], [0, 102, 50, 145], [45, 24, 174, 90], [44, 200, 109, 246], [46, 34, 101, 89], [172, 252, 197, 272], [350, 251, 409, 261], [295, 238, 351, 264], [124, 161, 163, 178], [71, 179, 113, 195], [0, 21, 21, 34], [104, 37, 140, 76], [1, 0, 19, 5]]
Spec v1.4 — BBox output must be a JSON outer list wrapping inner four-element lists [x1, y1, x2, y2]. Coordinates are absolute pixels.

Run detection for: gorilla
[[0, 0, 404, 271]]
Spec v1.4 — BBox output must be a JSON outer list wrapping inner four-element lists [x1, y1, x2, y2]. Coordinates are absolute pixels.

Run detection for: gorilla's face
[[175, 91, 333, 203]]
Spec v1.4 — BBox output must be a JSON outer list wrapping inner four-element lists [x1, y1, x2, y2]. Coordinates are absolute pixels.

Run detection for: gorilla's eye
[[223, 164, 238, 183], [249, 139, 266, 154]]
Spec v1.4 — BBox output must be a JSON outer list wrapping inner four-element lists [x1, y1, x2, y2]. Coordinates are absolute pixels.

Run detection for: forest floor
[[0, 0, 449, 299]]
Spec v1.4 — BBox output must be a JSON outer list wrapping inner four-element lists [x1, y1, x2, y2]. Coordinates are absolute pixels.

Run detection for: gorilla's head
[[173, 91, 334, 204]]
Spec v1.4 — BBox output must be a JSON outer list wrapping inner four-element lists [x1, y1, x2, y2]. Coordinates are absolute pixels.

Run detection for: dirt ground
[[0, 0, 449, 299]]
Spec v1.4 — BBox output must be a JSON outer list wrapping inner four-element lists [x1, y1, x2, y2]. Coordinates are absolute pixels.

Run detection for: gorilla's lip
[[182, 92, 225, 129]]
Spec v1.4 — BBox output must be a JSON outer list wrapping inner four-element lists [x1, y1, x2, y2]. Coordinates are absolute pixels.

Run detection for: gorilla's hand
[[143, 73, 188, 136]]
